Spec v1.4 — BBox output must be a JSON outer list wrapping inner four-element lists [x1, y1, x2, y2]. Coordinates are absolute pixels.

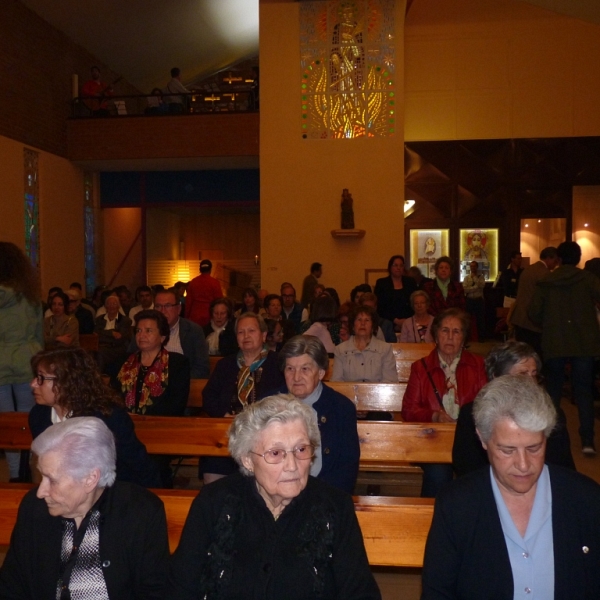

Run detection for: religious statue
[[341, 188, 355, 229]]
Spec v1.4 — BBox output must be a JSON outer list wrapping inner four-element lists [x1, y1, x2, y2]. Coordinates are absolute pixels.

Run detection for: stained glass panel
[[300, 0, 395, 139], [23, 149, 39, 270], [84, 172, 98, 296]]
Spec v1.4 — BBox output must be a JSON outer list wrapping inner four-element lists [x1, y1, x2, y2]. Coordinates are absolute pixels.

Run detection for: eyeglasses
[[154, 303, 177, 310], [35, 374, 57, 386], [250, 445, 315, 464]]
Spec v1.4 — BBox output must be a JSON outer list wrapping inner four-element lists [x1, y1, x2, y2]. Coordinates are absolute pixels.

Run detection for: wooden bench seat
[[0, 484, 434, 567]]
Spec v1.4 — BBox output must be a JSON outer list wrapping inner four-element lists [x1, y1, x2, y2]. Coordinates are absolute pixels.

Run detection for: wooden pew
[[209, 356, 221, 374], [188, 381, 407, 414], [0, 413, 455, 468], [0, 484, 434, 567], [391, 342, 435, 382], [188, 379, 208, 408], [326, 382, 406, 415]]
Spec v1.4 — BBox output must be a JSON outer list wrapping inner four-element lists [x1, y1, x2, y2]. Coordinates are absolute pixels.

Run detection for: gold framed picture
[[409, 229, 450, 279], [459, 228, 499, 282]]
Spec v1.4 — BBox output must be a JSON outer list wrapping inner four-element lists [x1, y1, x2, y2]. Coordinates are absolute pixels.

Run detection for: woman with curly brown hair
[[0, 241, 43, 482], [28, 346, 161, 487]]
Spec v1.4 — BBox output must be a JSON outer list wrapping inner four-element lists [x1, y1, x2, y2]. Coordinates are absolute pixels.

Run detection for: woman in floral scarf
[[117, 309, 190, 487], [118, 309, 190, 416]]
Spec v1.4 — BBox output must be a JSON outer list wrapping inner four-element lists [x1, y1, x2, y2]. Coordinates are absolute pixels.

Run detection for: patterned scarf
[[56, 510, 109, 600], [236, 346, 269, 411], [438, 351, 461, 420], [117, 347, 169, 413]]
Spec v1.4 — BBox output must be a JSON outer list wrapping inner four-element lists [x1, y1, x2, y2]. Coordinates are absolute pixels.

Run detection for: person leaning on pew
[[422, 375, 600, 600], [0, 417, 169, 599], [168, 395, 381, 600]]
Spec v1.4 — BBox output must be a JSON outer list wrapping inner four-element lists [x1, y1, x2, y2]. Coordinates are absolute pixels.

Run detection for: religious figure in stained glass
[[84, 173, 99, 295], [300, 0, 395, 139], [23, 149, 39, 271]]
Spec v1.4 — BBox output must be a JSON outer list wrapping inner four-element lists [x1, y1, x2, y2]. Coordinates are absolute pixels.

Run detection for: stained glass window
[[300, 0, 395, 139], [24, 149, 40, 270], [84, 172, 98, 296]]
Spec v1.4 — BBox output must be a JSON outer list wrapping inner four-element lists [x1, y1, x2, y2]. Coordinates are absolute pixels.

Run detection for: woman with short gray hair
[[399, 290, 434, 343], [201, 311, 285, 484], [473, 375, 557, 442], [279, 335, 360, 493], [453, 340, 575, 477], [422, 375, 600, 600], [0, 417, 169, 599], [169, 395, 381, 600], [31, 414, 118, 487]]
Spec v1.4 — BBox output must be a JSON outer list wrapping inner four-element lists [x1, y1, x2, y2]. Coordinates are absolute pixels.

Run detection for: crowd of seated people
[[15, 240, 600, 497], [6, 242, 600, 599]]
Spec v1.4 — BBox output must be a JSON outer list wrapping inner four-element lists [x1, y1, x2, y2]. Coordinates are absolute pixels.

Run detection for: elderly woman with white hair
[[422, 375, 600, 599], [169, 395, 381, 600], [0, 417, 169, 599]]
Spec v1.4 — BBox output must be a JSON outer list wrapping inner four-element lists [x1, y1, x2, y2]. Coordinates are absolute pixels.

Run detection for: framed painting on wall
[[409, 229, 450, 279], [459, 228, 499, 282]]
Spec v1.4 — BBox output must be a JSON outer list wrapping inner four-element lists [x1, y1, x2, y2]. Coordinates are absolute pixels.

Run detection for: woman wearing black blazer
[[374, 254, 417, 331]]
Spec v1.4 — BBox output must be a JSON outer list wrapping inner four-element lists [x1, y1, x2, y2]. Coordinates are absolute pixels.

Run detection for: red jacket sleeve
[[401, 356, 444, 422]]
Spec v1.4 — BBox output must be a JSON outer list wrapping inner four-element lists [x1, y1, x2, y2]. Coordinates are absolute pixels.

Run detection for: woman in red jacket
[[401, 308, 487, 497]]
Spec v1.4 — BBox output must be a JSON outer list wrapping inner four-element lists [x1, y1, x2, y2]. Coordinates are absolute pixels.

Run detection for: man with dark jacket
[[529, 241, 600, 455], [66, 289, 94, 334], [510, 246, 559, 357], [280, 282, 308, 334]]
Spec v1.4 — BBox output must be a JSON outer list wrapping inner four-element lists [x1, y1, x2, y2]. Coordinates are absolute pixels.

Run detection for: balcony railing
[[71, 90, 258, 118]]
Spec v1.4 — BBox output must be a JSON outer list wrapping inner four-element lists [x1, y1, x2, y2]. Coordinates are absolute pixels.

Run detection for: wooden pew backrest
[[0, 413, 455, 466], [326, 382, 406, 413], [392, 342, 435, 382], [0, 484, 434, 567]]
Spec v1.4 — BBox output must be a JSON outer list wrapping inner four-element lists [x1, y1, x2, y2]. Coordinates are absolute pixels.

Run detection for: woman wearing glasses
[[169, 395, 381, 600], [29, 346, 161, 487], [452, 340, 576, 477]]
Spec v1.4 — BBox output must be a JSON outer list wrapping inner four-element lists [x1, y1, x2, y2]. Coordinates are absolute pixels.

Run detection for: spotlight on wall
[[584, 223, 589, 228], [537, 219, 541, 223], [525, 224, 529, 228]]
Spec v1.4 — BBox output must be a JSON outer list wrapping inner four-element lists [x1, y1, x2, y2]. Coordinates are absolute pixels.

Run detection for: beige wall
[[102, 208, 143, 291], [520, 218, 567, 262], [0, 134, 86, 293], [405, 0, 600, 141], [259, 1, 407, 302]]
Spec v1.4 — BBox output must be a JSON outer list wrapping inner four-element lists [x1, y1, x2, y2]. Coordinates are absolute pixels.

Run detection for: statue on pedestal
[[341, 188, 355, 229]]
